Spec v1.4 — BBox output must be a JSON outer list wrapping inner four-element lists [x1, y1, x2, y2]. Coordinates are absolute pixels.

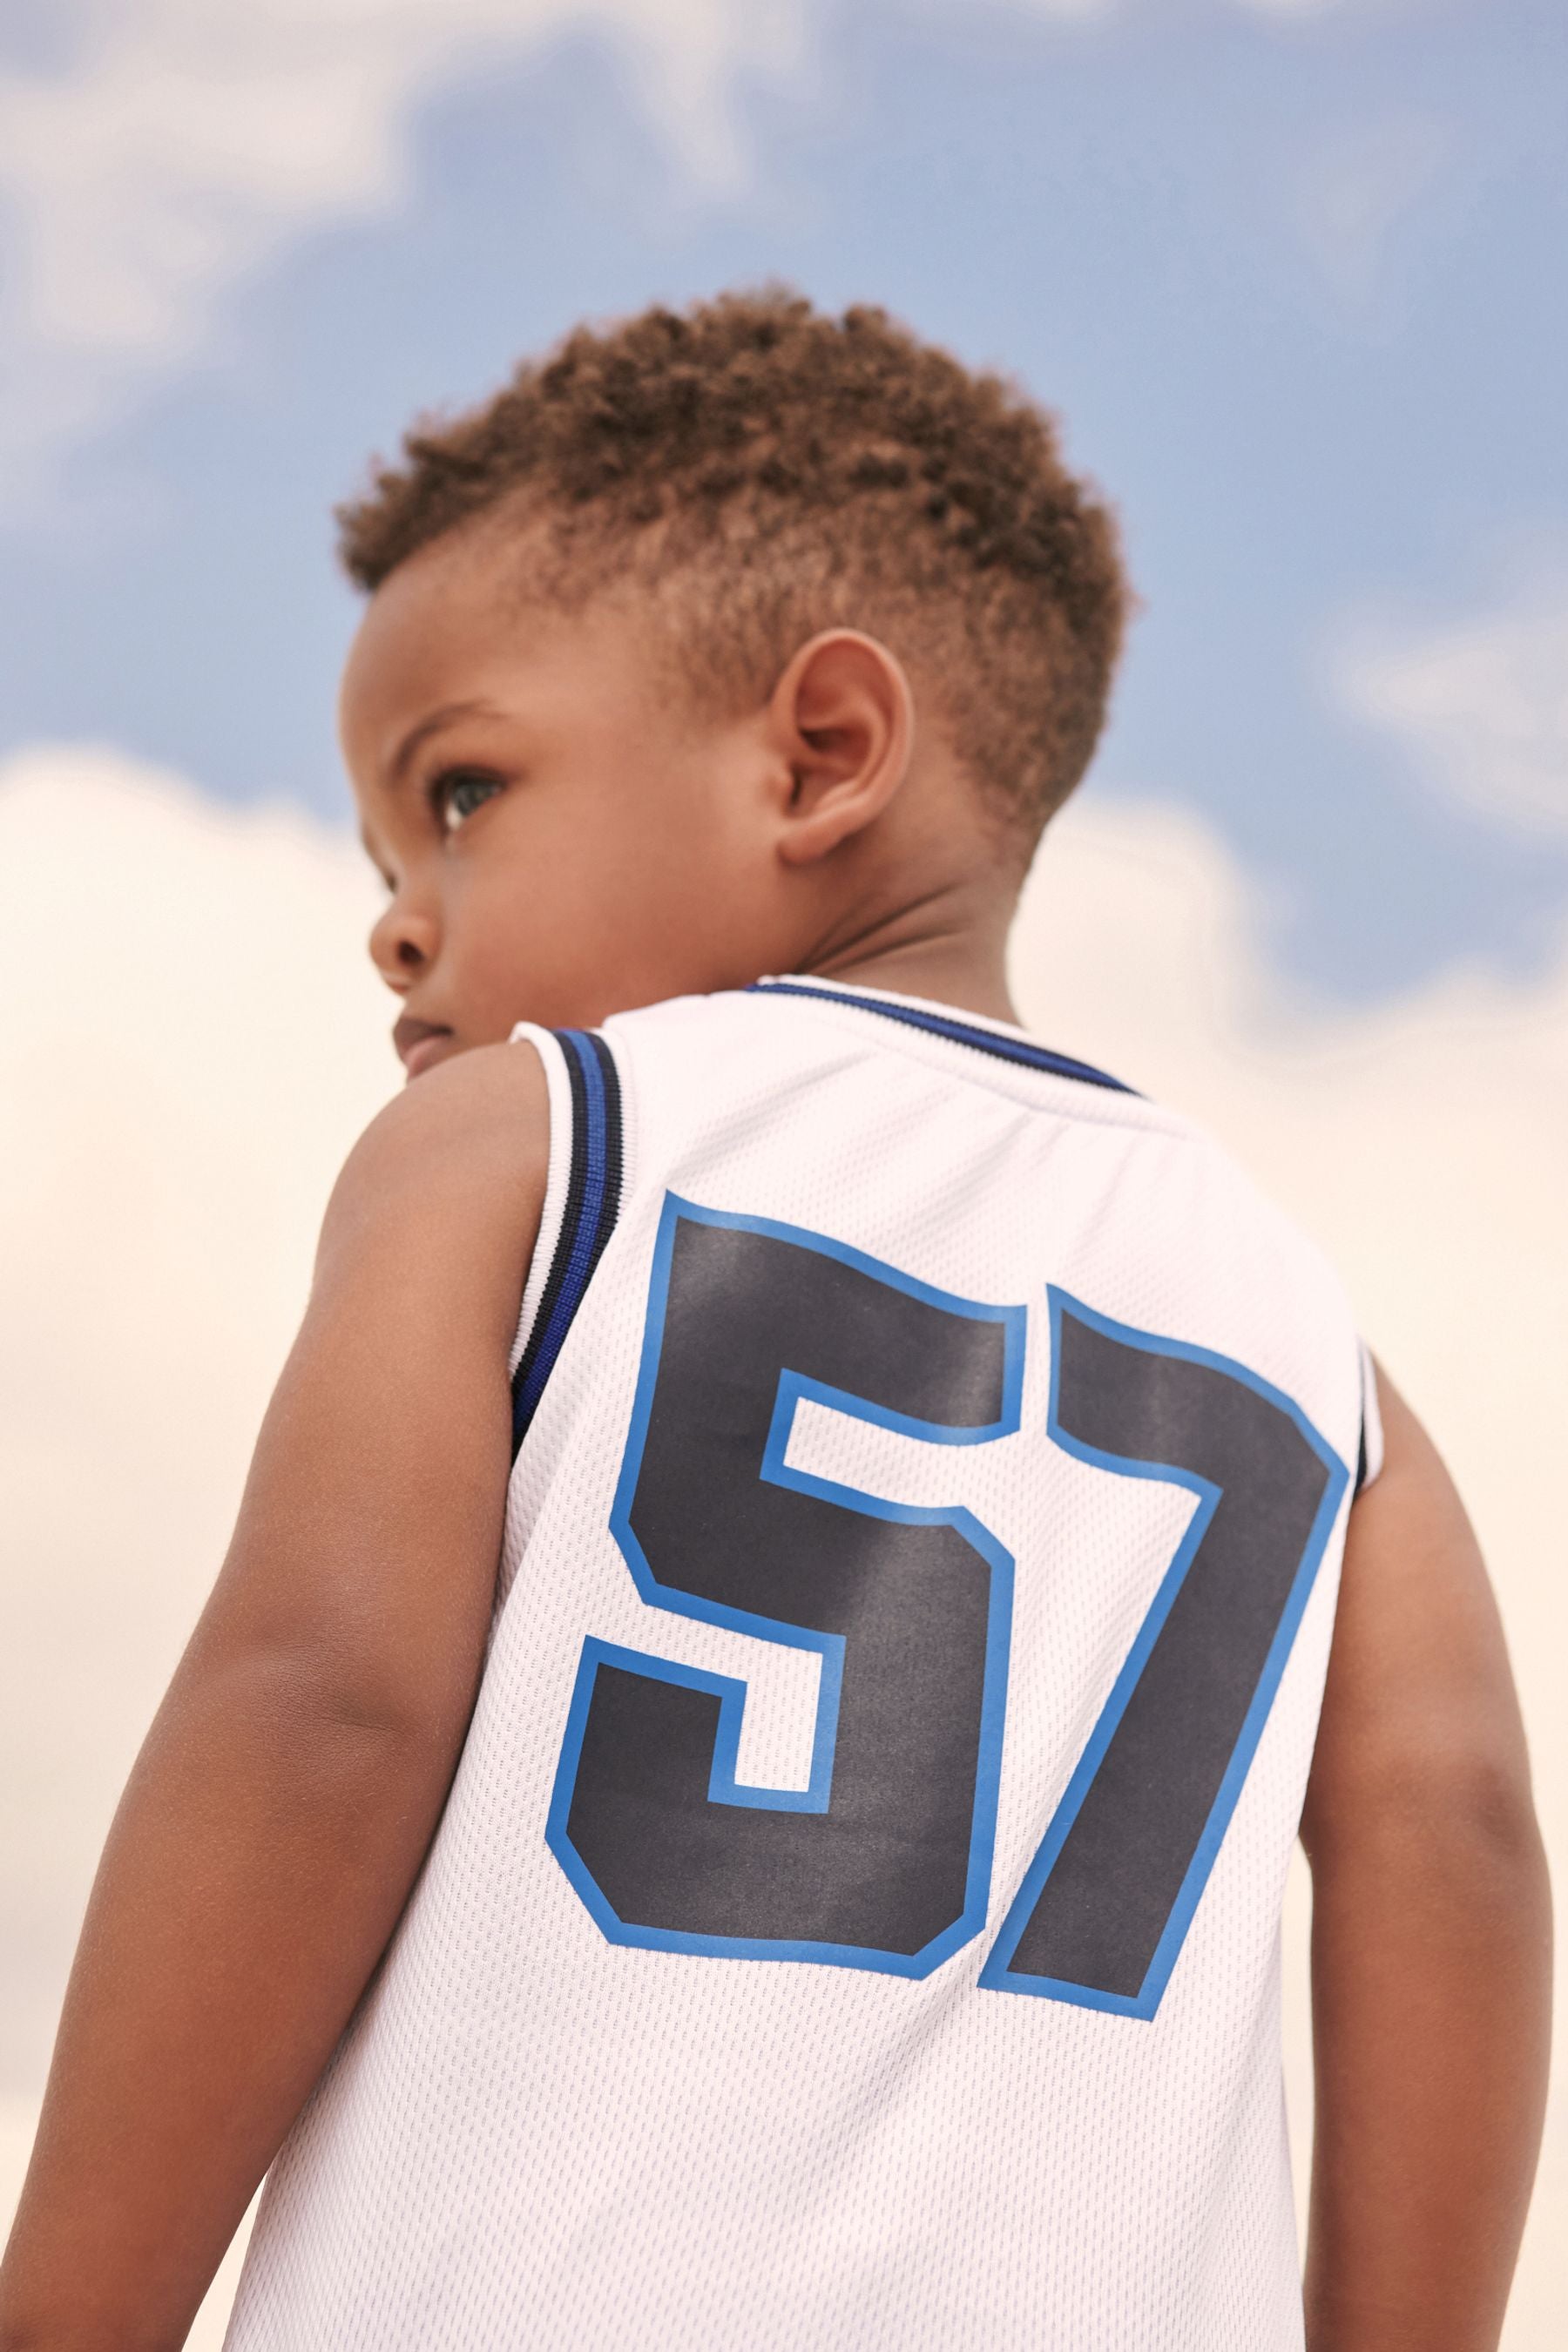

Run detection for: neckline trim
[[747, 977, 1137, 1097]]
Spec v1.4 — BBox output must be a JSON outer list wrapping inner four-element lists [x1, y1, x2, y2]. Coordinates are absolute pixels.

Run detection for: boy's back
[[228, 977, 1370, 2349]]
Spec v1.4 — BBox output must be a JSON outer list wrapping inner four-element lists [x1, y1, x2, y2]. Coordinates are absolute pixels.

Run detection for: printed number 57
[[546, 1197, 1347, 2017]]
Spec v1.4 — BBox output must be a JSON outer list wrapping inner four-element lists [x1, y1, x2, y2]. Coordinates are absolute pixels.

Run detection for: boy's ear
[[767, 630, 916, 867]]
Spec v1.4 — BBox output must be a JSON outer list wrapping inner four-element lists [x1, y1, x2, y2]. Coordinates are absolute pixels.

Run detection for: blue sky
[[2, 0, 1565, 1000]]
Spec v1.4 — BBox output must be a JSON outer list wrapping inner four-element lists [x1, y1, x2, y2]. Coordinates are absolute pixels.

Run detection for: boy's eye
[[430, 769, 504, 834]]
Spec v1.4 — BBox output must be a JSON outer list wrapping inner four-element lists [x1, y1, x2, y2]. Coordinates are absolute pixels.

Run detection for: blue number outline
[[546, 1192, 1026, 1978], [977, 1284, 1350, 2019]]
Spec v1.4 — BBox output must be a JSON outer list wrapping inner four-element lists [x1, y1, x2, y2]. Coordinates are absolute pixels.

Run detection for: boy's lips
[[393, 1015, 456, 1077]]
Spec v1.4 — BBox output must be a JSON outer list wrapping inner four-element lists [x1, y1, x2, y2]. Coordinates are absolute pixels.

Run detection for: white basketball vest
[[225, 977, 1380, 2352]]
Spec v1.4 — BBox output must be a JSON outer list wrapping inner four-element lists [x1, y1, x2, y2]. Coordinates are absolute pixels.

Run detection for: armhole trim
[[1355, 1339, 1384, 1495], [507, 1026, 625, 1459]]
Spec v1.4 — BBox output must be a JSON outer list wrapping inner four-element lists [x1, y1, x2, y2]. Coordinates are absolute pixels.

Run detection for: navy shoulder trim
[[510, 1029, 624, 1457], [749, 979, 1136, 1096]]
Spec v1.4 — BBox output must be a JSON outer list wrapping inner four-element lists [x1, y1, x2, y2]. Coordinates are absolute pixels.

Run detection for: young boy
[[0, 291, 1550, 2350]]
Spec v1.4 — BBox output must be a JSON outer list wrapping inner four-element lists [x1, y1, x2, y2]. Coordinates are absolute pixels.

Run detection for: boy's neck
[[799, 895, 1021, 1029]]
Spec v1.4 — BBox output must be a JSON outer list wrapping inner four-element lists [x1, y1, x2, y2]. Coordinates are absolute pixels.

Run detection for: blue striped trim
[[510, 1029, 624, 1456], [748, 980, 1136, 1095]]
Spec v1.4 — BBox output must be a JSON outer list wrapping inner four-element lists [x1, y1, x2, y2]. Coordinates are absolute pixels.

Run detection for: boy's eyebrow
[[387, 697, 507, 787]]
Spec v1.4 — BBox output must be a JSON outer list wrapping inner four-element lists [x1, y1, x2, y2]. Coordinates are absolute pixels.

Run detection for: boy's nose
[[368, 901, 440, 990]]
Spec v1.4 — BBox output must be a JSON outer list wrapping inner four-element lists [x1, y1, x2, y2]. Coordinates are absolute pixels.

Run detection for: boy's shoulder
[[325, 1037, 550, 1276], [599, 980, 1277, 1180], [599, 984, 1352, 1312]]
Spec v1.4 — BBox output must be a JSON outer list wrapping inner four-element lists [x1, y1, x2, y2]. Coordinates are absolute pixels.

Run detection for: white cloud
[[1294, 112, 1448, 308], [1, 754, 1565, 2336], [1339, 586, 1568, 838]]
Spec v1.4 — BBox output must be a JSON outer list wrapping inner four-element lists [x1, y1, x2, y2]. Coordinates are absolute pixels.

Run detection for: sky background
[[3, 0, 1566, 997], [2, 1, 1566, 2342]]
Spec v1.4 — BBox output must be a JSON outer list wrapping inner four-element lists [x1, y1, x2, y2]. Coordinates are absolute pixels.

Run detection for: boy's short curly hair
[[335, 287, 1131, 851]]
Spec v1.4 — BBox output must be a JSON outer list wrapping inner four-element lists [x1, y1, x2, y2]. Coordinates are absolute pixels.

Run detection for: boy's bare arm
[[1301, 1365, 1551, 2352], [0, 1041, 549, 2352]]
